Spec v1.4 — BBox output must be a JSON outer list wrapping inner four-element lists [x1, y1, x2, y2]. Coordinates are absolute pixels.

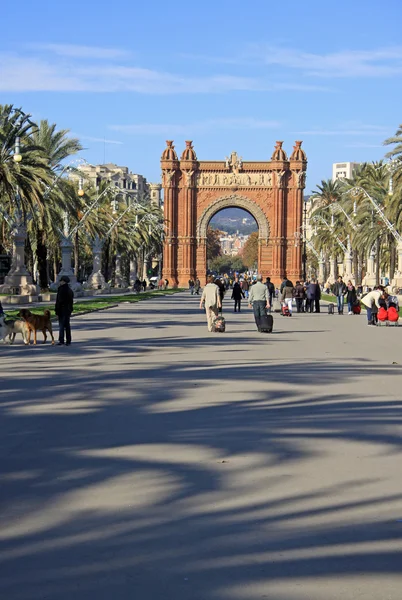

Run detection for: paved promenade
[[1, 293, 402, 600]]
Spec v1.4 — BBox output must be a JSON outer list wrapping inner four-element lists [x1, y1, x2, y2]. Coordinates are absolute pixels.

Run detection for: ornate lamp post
[[0, 138, 39, 297]]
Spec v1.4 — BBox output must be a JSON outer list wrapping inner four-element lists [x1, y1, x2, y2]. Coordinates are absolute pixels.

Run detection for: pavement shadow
[[1, 342, 402, 599]]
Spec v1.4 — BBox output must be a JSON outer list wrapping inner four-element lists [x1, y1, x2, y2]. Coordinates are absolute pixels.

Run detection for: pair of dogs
[[0, 309, 54, 345]]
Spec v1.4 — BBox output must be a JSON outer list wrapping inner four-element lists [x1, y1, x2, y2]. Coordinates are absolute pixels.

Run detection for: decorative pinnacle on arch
[[161, 140, 178, 161], [271, 141, 288, 161], [290, 141, 307, 161], [180, 140, 197, 161]]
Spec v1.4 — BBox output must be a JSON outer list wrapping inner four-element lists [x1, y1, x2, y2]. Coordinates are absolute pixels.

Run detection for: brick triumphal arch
[[161, 140, 307, 287]]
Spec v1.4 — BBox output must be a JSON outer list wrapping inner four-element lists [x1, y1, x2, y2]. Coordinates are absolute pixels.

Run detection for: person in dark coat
[[231, 277, 245, 312], [214, 278, 225, 313], [265, 277, 275, 310], [55, 275, 74, 345], [293, 281, 306, 313], [306, 278, 321, 313]]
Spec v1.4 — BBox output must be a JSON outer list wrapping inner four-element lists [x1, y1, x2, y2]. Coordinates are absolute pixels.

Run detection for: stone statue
[[297, 171, 306, 188]]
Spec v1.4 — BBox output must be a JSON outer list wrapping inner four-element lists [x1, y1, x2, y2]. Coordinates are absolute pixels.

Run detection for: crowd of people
[[196, 272, 400, 331]]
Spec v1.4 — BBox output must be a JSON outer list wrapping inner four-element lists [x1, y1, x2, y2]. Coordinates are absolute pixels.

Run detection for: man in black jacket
[[231, 277, 244, 312], [55, 276, 74, 345]]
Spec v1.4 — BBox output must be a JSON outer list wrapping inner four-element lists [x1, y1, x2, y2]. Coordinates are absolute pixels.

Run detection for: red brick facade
[[161, 140, 307, 287]]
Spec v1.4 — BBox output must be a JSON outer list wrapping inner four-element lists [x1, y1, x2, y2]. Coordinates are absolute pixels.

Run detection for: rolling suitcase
[[212, 315, 226, 332], [328, 303, 335, 315], [281, 305, 290, 317], [352, 303, 361, 315], [259, 314, 273, 333]]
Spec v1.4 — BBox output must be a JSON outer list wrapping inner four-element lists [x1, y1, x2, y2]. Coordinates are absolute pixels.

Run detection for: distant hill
[[210, 208, 258, 235]]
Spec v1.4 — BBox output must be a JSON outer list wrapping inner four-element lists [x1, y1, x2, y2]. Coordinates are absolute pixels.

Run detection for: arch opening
[[197, 194, 270, 241], [196, 194, 270, 280]]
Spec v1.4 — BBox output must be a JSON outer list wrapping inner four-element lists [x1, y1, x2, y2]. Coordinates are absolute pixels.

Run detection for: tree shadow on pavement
[[1, 343, 402, 599]]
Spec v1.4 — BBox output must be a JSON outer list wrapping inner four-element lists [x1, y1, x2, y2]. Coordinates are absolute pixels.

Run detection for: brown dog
[[19, 309, 55, 345]]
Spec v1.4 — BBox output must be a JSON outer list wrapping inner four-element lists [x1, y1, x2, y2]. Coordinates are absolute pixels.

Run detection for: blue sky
[[1, 0, 401, 193]]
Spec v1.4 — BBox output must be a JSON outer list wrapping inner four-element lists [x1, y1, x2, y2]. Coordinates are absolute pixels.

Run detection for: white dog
[[0, 316, 29, 344]]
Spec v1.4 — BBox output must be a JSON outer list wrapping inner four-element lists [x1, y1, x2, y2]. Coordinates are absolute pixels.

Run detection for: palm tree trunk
[[103, 238, 110, 282], [36, 229, 48, 289], [74, 231, 79, 277], [53, 254, 58, 282], [390, 243, 396, 281], [375, 237, 381, 286], [353, 250, 359, 284]]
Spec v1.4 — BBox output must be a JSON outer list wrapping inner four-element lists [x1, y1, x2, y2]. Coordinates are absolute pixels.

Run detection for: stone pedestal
[[129, 256, 138, 286], [343, 244, 354, 283], [50, 237, 82, 292], [86, 236, 109, 291], [114, 253, 128, 288], [363, 249, 376, 288], [318, 253, 325, 283], [0, 223, 38, 295], [391, 241, 402, 292], [329, 255, 337, 283]]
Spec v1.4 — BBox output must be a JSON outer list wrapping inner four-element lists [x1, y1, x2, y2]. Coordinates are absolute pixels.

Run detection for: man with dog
[[55, 275, 74, 345]]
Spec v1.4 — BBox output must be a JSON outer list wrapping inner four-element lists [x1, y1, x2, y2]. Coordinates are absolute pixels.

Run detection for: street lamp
[[13, 137, 22, 163], [78, 178, 85, 197], [302, 198, 308, 281]]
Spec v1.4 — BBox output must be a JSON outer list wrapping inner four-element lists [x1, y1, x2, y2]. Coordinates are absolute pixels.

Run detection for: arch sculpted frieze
[[197, 194, 270, 242], [196, 171, 273, 187]]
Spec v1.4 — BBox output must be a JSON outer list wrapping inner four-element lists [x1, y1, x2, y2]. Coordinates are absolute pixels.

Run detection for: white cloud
[[256, 45, 402, 78], [0, 49, 332, 94], [294, 124, 390, 136], [179, 44, 402, 78], [73, 134, 124, 145], [109, 117, 281, 135], [30, 43, 131, 59]]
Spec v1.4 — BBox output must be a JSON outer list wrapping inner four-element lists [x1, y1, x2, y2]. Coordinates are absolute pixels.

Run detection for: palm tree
[[30, 120, 83, 288], [384, 124, 402, 160], [311, 179, 342, 208], [0, 105, 51, 217], [310, 179, 345, 279]]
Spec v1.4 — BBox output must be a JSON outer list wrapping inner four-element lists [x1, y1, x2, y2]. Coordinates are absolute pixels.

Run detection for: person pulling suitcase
[[248, 275, 272, 332]]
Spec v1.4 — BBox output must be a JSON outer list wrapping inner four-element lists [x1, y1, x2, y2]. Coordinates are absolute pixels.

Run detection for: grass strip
[[4, 288, 185, 319]]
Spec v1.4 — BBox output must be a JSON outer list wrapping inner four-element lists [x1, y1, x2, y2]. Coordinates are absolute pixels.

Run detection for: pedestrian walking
[[249, 275, 270, 331], [200, 275, 222, 331], [294, 281, 306, 313], [346, 280, 357, 314], [280, 279, 294, 316], [214, 278, 225, 314], [265, 277, 275, 311], [241, 278, 249, 299], [305, 279, 320, 313], [142, 279, 147, 292], [231, 277, 245, 312], [188, 278, 195, 295], [55, 275, 74, 346], [194, 279, 200, 295], [332, 276, 347, 314]]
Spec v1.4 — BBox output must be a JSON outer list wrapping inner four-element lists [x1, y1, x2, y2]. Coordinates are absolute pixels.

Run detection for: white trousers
[[282, 298, 293, 313]]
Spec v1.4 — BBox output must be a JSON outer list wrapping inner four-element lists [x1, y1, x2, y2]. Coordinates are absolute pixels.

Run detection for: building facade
[[74, 163, 162, 206], [332, 162, 360, 181]]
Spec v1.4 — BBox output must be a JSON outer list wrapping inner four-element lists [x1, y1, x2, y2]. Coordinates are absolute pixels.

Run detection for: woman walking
[[346, 280, 357, 314]]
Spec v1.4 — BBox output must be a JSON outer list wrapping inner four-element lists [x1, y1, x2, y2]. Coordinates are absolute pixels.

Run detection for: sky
[[1, 0, 402, 193]]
